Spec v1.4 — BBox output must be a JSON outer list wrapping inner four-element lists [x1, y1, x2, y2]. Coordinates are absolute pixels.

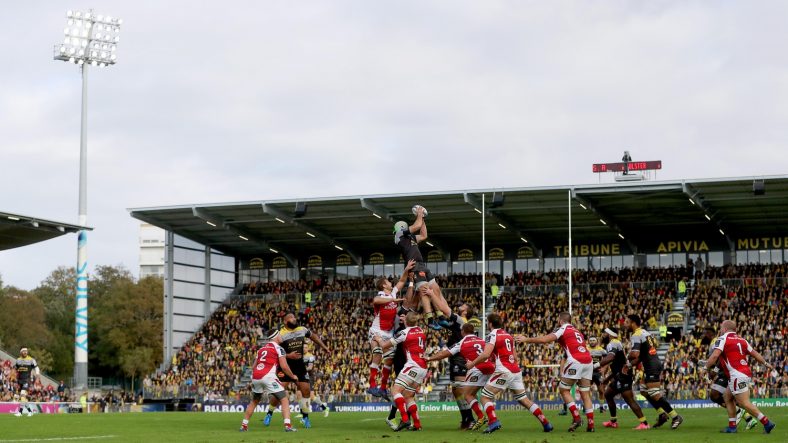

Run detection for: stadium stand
[[142, 265, 786, 403]]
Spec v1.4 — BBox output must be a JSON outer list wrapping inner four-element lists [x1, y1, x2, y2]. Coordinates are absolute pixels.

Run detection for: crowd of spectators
[[146, 263, 786, 403]]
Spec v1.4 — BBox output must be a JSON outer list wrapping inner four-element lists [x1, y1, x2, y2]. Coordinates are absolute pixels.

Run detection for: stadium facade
[[129, 175, 788, 362]]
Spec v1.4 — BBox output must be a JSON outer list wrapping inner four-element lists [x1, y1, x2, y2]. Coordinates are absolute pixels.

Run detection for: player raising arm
[[368, 259, 416, 400], [466, 313, 553, 434], [393, 205, 454, 330], [516, 312, 595, 432]]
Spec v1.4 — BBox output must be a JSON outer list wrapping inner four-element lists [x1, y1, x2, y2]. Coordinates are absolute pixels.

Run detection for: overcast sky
[[1, 1, 787, 289]]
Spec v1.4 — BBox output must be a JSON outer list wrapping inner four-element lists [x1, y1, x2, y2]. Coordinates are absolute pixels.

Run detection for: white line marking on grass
[[0, 435, 116, 442]]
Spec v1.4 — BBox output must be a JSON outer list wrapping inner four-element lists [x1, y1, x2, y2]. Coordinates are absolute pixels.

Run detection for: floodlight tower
[[53, 9, 122, 389]]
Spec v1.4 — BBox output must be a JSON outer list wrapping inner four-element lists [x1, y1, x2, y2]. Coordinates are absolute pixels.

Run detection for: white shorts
[[396, 365, 428, 388], [368, 329, 393, 343], [562, 358, 593, 381], [729, 376, 752, 395], [462, 368, 491, 387], [711, 382, 727, 394], [486, 371, 525, 392], [251, 373, 285, 396]]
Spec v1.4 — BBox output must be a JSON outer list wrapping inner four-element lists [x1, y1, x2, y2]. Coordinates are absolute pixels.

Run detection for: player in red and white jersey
[[368, 259, 416, 400], [375, 312, 427, 431], [517, 312, 595, 432], [427, 322, 495, 429], [465, 313, 553, 434], [705, 320, 776, 434], [240, 329, 298, 433]]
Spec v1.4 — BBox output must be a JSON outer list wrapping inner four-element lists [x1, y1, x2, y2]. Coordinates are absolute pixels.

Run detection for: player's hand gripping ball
[[412, 205, 428, 218]]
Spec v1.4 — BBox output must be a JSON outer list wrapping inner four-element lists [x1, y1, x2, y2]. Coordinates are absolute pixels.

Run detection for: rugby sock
[[380, 365, 392, 390], [658, 399, 676, 417], [407, 402, 420, 427], [299, 398, 310, 418], [585, 408, 595, 428], [266, 404, 275, 416], [369, 364, 379, 388], [567, 403, 581, 421], [609, 416, 617, 423], [484, 402, 498, 423], [470, 399, 484, 419], [606, 395, 617, 418], [394, 394, 409, 422], [242, 419, 249, 425], [728, 417, 737, 428], [457, 399, 471, 422], [639, 416, 648, 424], [529, 403, 549, 425], [284, 418, 292, 429], [388, 404, 398, 420], [757, 413, 769, 425], [425, 312, 434, 320]]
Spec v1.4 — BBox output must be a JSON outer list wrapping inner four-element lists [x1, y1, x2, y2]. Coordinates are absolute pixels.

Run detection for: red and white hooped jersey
[[252, 342, 286, 379], [372, 287, 399, 332], [714, 332, 753, 378], [486, 328, 520, 374], [449, 334, 495, 374], [552, 323, 592, 364], [391, 326, 427, 369]]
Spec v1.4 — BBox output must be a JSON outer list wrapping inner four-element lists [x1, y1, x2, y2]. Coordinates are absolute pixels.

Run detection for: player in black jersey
[[596, 329, 649, 429], [393, 206, 454, 330], [264, 313, 329, 429], [441, 304, 473, 429], [625, 314, 683, 430]]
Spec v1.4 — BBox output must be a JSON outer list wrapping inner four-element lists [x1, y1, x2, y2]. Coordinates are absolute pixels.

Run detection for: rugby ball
[[412, 205, 428, 218]]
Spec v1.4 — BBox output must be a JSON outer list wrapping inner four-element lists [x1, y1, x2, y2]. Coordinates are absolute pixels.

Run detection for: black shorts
[[449, 354, 467, 379], [713, 372, 729, 389], [641, 369, 661, 384], [278, 359, 309, 383], [592, 371, 602, 386], [413, 263, 434, 286], [16, 381, 31, 391], [610, 374, 633, 393], [393, 344, 406, 375]]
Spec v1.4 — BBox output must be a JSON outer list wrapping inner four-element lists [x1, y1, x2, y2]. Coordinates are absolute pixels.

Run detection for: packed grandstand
[[137, 263, 787, 405]]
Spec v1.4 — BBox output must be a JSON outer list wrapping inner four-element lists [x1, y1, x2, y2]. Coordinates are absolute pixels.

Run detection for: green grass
[[0, 408, 784, 442]]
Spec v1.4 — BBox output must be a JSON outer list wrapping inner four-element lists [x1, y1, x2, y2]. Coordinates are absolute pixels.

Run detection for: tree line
[[0, 265, 163, 388]]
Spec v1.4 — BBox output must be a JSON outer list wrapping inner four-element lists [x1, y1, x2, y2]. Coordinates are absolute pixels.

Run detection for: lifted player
[[624, 314, 683, 430], [597, 328, 649, 429], [375, 312, 427, 432], [467, 313, 553, 435], [704, 320, 776, 434], [368, 259, 415, 400], [240, 329, 298, 433], [518, 312, 595, 432], [393, 206, 454, 330]]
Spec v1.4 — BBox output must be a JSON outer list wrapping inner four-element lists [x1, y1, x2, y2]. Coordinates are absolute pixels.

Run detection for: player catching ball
[[393, 205, 455, 330]]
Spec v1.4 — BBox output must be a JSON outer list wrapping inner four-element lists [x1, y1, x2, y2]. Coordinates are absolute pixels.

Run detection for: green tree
[[33, 267, 77, 378], [92, 272, 163, 383], [0, 287, 52, 366]]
